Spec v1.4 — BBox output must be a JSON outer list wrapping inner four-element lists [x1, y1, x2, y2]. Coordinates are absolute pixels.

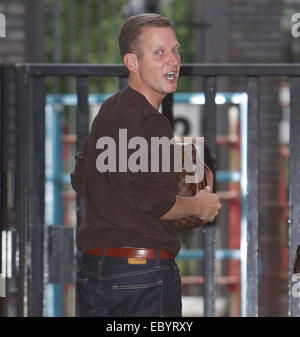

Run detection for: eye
[[155, 49, 163, 56], [172, 48, 180, 55]]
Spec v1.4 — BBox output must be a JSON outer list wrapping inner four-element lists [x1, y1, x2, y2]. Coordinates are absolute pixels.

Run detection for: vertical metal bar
[[27, 75, 46, 316], [15, 65, 28, 317], [0, 64, 3, 317], [162, 93, 174, 131], [75, 76, 89, 316], [239, 92, 248, 316], [75, 75, 89, 231], [2, 64, 21, 317], [76, 76, 89, 156], [289, 77, 300, 317], [75, 76, 89, 227], [45, 103, 63, 317], [203, 76, 217, 317], [243, 76, 259, 317], [0, 64, 2, 227]]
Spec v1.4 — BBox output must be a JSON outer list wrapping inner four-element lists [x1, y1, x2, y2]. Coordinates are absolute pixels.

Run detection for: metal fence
[[0, 63, 300, 317]]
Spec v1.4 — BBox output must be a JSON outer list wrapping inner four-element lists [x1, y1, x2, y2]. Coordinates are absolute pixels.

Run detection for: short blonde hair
[[118, 13, 174, 58]]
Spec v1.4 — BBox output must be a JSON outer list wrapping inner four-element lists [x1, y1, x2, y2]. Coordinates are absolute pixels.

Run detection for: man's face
[[136, 26, 181, 97]]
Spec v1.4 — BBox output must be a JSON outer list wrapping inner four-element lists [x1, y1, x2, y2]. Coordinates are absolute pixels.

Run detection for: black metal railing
[[0, 63, 300, 317]]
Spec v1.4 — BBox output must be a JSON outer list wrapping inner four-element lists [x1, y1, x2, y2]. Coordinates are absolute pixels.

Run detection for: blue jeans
[[76, 249, 182, 317]]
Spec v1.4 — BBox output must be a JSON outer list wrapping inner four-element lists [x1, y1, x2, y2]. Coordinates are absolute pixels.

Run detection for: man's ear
[[123, 53, 139, 73]]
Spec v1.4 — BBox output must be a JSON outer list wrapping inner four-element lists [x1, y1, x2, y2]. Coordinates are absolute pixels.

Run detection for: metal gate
[[0, 63, 299, 317]]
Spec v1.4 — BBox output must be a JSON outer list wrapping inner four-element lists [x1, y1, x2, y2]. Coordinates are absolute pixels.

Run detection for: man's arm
[[129, 113, 221, 222], [70, 151, 86, 196]]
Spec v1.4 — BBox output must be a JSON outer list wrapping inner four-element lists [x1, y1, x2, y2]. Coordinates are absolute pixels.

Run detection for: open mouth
[[164, 71, 177, 82]]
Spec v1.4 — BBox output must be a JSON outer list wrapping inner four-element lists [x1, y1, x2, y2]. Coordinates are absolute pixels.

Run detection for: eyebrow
[[154, 42, 180, 49]]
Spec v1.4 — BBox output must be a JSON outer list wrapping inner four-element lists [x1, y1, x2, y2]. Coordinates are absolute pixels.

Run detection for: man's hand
[[194, 186, 221, 222], [160, 186, 221, 222]]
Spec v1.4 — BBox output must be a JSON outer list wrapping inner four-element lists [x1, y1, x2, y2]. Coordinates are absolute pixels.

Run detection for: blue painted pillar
[[45, 103, 63, 317]]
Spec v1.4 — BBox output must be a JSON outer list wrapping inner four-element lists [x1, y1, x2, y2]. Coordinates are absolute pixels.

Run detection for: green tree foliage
[[45, 0, 200, 93]]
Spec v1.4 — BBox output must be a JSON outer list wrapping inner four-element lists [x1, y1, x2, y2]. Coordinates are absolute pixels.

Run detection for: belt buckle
[[128, 257, 147, 265]]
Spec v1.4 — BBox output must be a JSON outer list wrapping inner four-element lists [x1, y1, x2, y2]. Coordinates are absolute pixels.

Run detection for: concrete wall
[[0, 0, 45, 63]]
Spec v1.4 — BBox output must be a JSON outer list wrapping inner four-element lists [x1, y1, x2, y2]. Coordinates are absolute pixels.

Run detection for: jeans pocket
[[113, 279, 163, 317], [76, 272, 98, 314], [165, 262, 182, 316], [170, 262, 181, 281]]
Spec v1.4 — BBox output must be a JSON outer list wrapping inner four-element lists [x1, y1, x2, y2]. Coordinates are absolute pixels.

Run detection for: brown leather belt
[[84, 247, 174, 259]]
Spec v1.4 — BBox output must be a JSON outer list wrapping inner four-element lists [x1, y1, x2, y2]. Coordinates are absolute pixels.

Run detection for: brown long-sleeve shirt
[[71, 86, 181, 256]]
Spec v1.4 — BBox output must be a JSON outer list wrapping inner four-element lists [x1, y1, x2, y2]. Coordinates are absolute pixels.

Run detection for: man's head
[[119, 13, 181, 104], [119, 13, 174, 59]]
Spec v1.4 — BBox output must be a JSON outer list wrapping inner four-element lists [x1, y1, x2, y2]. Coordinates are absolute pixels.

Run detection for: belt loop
[[155, 249, 160, 267], [101, 248, 106, 263], [97, 248, 106, 280]]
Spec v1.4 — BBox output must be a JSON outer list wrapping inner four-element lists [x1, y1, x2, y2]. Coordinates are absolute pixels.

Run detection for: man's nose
[[167, 51, 180, 66]]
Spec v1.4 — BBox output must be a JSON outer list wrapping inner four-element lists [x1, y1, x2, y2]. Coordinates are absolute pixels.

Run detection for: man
[[71, 13, 221, 317]]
